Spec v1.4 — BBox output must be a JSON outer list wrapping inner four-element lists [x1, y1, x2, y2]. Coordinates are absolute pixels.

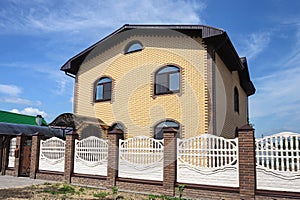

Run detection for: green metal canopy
[[0, 110, 48, 126]]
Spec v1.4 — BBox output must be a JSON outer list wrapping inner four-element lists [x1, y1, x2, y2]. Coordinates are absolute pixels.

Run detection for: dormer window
[[95, 77, 112, 102], [124, 41, 143, 54]]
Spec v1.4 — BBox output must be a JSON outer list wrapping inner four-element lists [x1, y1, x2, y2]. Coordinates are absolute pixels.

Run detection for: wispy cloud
[[0, 0, 205, 35], [251, 67, 300, 118], [238, 31, 271, 60], [0, 83, 35, 105], [0, 84, 21, 96], [0, 97, 33, 105], [0, 62, 72, 95], [249, 23, 300, 134]]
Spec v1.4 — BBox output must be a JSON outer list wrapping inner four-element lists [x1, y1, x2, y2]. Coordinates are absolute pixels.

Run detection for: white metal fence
[[177, 134, 239, 187], [39, 137, 65, 172], [119, 136, 164, 181], [8, 138, 16, 168], [256, 132, 300, 192], [74, 136, 108, 176]]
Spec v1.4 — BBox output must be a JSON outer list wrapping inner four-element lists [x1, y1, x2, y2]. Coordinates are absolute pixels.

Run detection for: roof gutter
[[65, 71, 76, 79]]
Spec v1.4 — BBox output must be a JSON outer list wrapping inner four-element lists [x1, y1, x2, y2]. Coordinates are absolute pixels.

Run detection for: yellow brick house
[[61, 25, 255, 139]]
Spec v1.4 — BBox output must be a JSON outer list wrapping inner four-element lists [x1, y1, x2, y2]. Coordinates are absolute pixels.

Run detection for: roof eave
[[60, 24, 225, 75]]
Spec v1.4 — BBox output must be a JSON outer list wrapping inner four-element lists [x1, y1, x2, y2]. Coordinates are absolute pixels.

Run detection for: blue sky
[[0, 0, 300, 137]]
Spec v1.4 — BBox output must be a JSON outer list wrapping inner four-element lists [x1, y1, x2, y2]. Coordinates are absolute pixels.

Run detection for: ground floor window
[[154, 120, 180, 140]]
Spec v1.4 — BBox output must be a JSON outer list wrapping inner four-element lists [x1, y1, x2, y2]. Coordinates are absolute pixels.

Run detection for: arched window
[[124, 41, 143, 54], [234, 87, 239, 113], [155, 65, 180, 95], [95, 77, 112, 101], [154, 120, 180, 140]]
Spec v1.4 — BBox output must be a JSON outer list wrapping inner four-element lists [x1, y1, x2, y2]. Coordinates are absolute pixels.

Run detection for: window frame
[[154, 65, 181, 95], [95, 77, 112, 102], [124, 41, 143, 54]]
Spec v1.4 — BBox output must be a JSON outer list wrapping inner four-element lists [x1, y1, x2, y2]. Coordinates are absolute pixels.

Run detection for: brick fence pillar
[[64, 132, 78, 183], [30, 132, 43, 179], [0, 136, 3, 173], [106, 128, 123, 188], [1, 136, 10, 175], [163, 127, 177, 196], [15, 133, 26, 177], [238, 124, 256, 200]]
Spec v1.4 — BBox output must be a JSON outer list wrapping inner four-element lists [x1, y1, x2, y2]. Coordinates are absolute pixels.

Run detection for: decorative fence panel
[[8, 138, 16, 168], [177, 134, 239, 187], [119, 136, 164, 181], [256, 132, 300, 192], [74, 136, 108, 176], [39, 137, 65, 172]]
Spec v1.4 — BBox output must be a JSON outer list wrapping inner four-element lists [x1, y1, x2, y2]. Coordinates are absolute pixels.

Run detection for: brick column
[[0, 136, 3, 173], [30, 132, 43, 179], [163, 127, 177, 196], [64, 132, 78, 183], [1, 136, 10, 175], [238, 124, 256, 200], [15, 133, 26, 177], [106, 128, 123, 187]]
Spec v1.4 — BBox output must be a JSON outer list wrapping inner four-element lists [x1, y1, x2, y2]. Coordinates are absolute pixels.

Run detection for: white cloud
[[238, 31, 271, 60], [0, 97, 33, 105], [0, 84, 21, 96], [0, 0, 205, 35], [10, 107, 48, 118]]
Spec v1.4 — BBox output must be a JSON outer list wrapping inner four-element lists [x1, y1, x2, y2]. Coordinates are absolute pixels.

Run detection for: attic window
[[124, 41, 143, 54]]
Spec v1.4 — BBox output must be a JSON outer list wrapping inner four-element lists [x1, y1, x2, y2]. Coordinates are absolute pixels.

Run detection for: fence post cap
[[239, 124, 255, 131]]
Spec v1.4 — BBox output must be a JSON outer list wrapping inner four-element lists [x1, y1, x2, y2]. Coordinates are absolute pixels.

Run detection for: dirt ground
[[0, 182, 190, 200]]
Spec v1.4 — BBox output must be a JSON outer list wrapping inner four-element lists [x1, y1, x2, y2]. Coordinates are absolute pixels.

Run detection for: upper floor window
[[124, 41, 143, 54], [234, 87, 239, 113], [155, 65, 180, 95], [154, 120, 180, 140], [95, 77, 112, 101]]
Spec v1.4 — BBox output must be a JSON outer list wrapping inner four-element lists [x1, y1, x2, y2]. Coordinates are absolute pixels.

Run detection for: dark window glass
[[154, 120, 180, 140], [125, 41, 143, 53], [234, 87, 239, 113], [155, 66, 180, 95], [95, 77, 112, 101]]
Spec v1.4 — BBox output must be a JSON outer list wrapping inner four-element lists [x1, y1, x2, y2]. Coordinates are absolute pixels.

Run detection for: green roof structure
[[0, 110, 48, 126]]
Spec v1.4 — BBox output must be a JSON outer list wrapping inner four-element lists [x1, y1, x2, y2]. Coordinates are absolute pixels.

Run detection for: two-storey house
[[61, 25, 255, 139]]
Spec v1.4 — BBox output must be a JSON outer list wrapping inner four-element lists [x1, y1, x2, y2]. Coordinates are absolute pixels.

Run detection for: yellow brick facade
[[75, 30, 208, 138], [73, 29, 248, 139]]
